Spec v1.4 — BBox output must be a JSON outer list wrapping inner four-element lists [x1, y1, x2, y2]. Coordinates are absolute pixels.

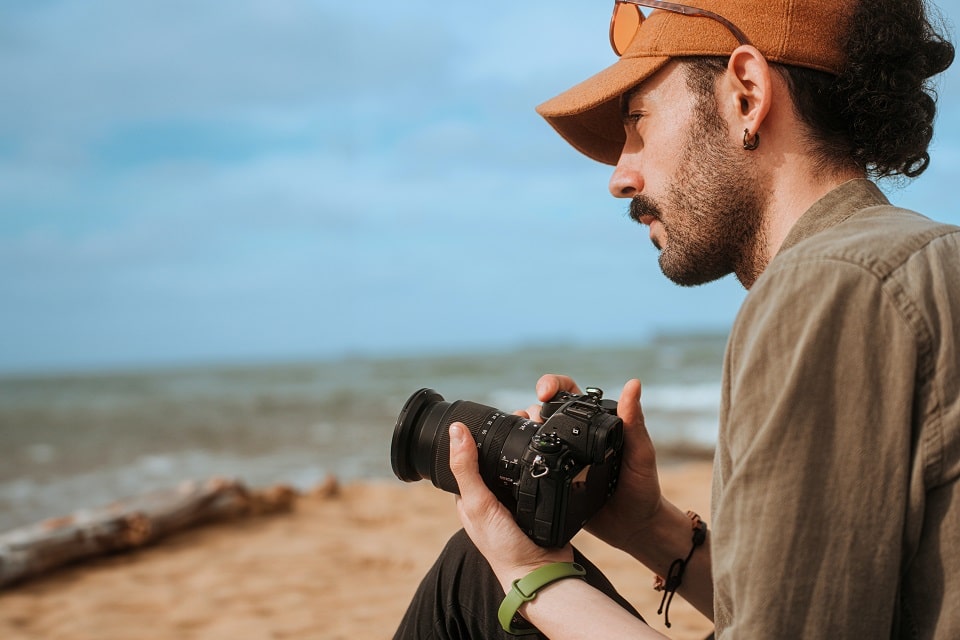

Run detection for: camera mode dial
[[531, 432, 563, 453]]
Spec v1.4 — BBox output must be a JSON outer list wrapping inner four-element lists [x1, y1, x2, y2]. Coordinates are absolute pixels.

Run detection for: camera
[[391, 387, 623, 547]]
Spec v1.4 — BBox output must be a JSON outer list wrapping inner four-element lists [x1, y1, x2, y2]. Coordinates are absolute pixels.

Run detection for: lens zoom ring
[[432, 401, 493, 493], [485, 418, 511, 471]]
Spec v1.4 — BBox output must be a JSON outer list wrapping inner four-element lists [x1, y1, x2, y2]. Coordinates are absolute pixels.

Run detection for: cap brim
[[536, 54, 671, 166]]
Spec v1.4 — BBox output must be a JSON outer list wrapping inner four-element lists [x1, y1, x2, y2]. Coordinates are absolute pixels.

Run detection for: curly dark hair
[[686, 0, 955, 180]]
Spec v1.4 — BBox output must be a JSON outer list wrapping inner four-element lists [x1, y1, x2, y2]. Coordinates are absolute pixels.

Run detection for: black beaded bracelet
[[653, 511, 707, 628]]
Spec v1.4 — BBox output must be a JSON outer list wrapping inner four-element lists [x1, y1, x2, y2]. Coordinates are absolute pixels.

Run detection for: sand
[[0, 462, 715, 640]]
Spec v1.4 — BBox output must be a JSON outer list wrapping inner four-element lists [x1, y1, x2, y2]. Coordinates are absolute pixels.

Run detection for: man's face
[[610, 62, 766, 287]]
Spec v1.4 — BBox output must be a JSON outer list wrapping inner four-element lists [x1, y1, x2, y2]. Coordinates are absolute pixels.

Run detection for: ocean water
[[0, 333, 727, 534]]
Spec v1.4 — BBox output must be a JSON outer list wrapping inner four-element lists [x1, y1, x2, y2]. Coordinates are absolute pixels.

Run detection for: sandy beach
[[0, 461, 715, 640]]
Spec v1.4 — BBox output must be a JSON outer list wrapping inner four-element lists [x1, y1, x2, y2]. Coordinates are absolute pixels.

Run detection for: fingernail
[[536, 380, 546, 397], [449, 422, 464, 444]]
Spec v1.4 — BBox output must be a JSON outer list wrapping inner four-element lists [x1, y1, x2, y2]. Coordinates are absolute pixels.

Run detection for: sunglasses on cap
[[610, 0, 751, 56]]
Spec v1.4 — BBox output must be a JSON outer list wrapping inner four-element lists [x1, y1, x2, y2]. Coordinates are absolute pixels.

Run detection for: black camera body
[[391, 387, 624, 547]]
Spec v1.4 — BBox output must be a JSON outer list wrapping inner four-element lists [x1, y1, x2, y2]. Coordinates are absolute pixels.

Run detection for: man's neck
[[736, 164, 865, 289]]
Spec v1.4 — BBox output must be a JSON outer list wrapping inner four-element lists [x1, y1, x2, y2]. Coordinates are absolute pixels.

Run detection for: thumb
[[619, 380, 655, 442], [618, 378, 657, 462], [618, 378, 643, 426], [447, 422, 484, 495]]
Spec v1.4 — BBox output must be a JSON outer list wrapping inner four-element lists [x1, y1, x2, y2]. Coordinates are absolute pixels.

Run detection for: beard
[[630, 96, 767, 287]]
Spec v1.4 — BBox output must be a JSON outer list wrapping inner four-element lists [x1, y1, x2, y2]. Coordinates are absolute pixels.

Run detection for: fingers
[[535, 374, 582, 402], [617, 378, 657, 466], [447, 424, 573, 582], [514, 375, 582, 422], [448, 422, 485, 497], [447, 422, 526, 559], [617, 378, 643, 426], [525, 404, 543, 422], [448, 422, 510, 518]]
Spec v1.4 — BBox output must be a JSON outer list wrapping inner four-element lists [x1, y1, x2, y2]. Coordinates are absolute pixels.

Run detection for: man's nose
[[608, 151, 643, 198]]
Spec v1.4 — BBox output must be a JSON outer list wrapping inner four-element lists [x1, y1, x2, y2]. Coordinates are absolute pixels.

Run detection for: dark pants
[[393, 529, 647, 639]]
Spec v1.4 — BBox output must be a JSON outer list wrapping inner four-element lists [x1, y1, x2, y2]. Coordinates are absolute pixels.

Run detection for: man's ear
[[723, 45, 773, 139]]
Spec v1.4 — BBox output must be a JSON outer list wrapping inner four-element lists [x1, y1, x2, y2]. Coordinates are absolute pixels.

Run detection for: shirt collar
[[777, 179, 890, 256]]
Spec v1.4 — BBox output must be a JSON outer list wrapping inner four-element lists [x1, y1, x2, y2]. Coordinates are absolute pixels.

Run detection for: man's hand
[[525, 375, 664, 554], [447, 421, 572, 592], [450, 377, 678, 638]]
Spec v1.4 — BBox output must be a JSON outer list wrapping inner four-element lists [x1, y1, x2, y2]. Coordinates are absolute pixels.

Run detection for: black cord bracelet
[[653, 511, 707, 628]]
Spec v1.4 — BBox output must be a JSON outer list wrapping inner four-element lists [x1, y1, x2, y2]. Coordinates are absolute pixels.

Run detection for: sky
[[1, 1, 959, 374]]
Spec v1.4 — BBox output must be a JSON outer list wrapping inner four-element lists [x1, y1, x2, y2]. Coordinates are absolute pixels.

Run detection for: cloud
[[0, 0, 957, 372]]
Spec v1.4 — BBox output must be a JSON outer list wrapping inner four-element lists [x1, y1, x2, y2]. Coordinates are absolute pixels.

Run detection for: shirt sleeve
[[712, 256, 918, 637]]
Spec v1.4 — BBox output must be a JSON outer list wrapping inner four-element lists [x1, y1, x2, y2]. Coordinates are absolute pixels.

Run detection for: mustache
[[628, 195, 663, 223]]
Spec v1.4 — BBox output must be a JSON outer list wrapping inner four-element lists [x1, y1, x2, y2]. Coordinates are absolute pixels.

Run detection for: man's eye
[[626, 112, 644, 124]]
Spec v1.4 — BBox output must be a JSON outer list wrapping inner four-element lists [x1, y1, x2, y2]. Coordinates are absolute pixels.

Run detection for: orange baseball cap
[[536, 0, 851, 165]]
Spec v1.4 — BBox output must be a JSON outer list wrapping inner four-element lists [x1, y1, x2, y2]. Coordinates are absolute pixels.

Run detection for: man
[[395, 0, 958, 637]]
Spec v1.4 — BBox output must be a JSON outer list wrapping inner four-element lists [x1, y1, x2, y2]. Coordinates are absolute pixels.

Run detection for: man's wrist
[[498, 562, 587, 635], [625, 500, 706, 576]]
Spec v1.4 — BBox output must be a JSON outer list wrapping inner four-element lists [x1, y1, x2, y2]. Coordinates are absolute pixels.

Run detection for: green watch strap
[[497, 562, 587, 635]]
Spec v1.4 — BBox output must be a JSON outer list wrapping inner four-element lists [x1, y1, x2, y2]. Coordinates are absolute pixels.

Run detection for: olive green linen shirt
[[712, 179, 960, 638]]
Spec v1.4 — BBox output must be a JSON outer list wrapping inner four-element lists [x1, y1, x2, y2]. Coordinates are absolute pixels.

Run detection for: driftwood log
[[0, 477, 297, 589]]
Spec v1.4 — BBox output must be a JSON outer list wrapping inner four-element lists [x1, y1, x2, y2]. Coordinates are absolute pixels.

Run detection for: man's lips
[[628, 196, 662, 227]]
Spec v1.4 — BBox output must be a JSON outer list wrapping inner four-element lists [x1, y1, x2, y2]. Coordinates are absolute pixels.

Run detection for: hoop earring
[[743, 129, 760, 151]]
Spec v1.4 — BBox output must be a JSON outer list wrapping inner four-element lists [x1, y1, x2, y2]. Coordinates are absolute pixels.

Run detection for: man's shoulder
[[772, 204, 960, 282]]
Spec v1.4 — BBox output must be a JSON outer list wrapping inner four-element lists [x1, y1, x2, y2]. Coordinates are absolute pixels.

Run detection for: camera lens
[[391, 388, 537, 500]]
